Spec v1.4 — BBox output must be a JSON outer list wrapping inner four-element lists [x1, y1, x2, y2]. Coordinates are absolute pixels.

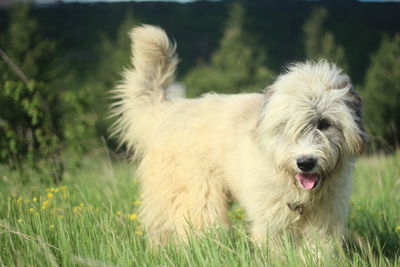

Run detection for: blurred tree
[[96, 11, 135, 90], [303, 7, 348, 71], [184, 3, 273, 98], [0, 3, 63, 180], [75, 11, 136, 150], [98, 11, 136, 138], [362, 34, 400, 149]]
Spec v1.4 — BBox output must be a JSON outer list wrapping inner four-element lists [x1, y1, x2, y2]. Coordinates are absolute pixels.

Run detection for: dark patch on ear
[[345, 85, 369, 152], [346, 86, 364, 130], [336, 80, 349, 90]]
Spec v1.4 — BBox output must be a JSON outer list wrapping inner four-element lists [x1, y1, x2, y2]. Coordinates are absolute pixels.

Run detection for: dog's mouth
[[295, 173, 320, 190]]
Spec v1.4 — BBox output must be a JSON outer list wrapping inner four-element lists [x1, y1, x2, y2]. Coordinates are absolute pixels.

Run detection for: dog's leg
[[141, 183, 231, 245], [138, 156, 230, 244], [250, 219, 283, 247]]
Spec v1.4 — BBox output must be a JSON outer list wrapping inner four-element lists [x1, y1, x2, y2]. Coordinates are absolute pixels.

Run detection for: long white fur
[[110, 25, 366, 247]]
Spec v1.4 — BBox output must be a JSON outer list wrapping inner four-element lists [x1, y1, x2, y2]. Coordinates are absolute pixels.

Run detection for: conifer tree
[[74, 11, 137, 147], [184, 3, 273, 97], [96, 12, 135, 90], [362, 34, 400, 148], [303, 7, 348, 71]]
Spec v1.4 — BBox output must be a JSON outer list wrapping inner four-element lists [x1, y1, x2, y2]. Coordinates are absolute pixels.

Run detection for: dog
[[110, 25, 367, 249]]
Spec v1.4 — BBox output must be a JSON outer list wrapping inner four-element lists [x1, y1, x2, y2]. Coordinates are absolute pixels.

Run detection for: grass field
[[1, 149, 399, 266]]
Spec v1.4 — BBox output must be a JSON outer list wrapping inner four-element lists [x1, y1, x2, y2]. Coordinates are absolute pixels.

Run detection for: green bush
[[0, 5, 137, 172], [362, 34, 400, 149], [0, 3, 61, 171]]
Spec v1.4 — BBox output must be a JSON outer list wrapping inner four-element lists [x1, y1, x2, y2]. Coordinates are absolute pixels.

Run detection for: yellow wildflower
[[135, 231, 143, 236], [52, 207, 62, 214], [17, 197, 23, 205], [128, 213, 137, 221], [29, 208, 35, 213], [73, 205, 83, 214], [47, 193, 54, 199], [396, 226, 400, 233], [32, 197, 37, 202], [41, 200, 50, 210], [49, 224, 55, 230], [135, 226, 143, 236]]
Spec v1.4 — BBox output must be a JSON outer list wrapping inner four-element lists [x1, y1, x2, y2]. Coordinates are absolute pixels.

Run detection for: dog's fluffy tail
[[128, 25, 178, 102], [110, 25, 178, 152]]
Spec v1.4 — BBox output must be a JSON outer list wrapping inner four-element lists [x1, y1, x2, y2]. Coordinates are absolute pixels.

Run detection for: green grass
[[1, 148, 399, 266]]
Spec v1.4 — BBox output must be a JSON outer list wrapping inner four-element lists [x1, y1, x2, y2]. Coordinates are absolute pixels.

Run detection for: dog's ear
[[344, 86, 368, 155]]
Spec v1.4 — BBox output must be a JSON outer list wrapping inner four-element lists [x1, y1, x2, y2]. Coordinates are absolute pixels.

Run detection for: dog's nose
[[296, 156, 317, 172]]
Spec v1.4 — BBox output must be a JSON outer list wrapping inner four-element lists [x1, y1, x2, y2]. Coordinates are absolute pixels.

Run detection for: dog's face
[[256, 61, 367, 191]]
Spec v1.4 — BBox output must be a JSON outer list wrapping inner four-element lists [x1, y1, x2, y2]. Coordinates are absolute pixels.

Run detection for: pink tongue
[[295, 173, 319, 190]]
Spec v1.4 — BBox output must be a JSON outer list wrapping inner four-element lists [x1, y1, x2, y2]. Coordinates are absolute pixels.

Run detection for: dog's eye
[[317, 119, 331, 131]]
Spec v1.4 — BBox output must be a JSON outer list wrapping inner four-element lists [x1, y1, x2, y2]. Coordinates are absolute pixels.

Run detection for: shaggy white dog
[[110, 25, 367, 248]]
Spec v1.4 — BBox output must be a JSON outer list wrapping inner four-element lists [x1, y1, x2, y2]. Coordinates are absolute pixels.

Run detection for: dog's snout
[[296, 156, 317, 172]]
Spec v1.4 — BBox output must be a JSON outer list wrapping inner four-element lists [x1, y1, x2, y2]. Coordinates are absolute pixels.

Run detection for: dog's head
[[255, 60, 367, 191]]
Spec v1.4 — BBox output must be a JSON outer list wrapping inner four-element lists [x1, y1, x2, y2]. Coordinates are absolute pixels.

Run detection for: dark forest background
[[0, 0, 399, 181]]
